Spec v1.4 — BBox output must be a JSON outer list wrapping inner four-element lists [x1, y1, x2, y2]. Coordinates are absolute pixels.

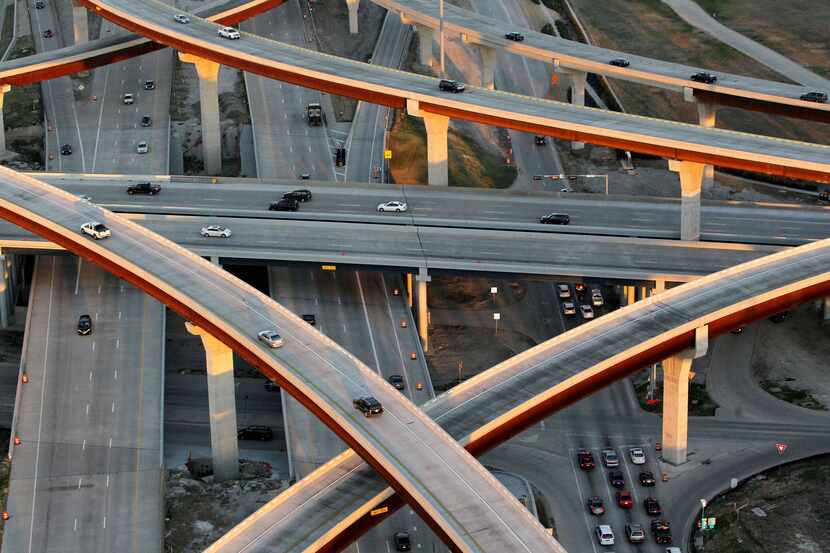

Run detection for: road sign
[[384, 149, 392, 159], [370, 506, 389, 516], [321, 265, 336, 271], [775, 442, 788, 455], [493, 313, 501, 320], [490, 287, 498, 294]]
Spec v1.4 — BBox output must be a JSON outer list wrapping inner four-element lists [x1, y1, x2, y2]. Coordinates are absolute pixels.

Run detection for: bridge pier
[[178, 54, 222, 176], [685, 89, 718, 191], [186, 322, 240, 481], [415, 268, 431, 351], [72, 0, 88, 44], [407, 99, 449, 185], [823, 297, 830, 320], [566, 70, 587, 150], [415, 24, 433, 66], [345, 0, 359, 34], [479, 45, 496, 90], [0, 84, 10, 153], [0, 252, 14, 328], [669, 159, 705, 241], [661, 326, 708, 465]]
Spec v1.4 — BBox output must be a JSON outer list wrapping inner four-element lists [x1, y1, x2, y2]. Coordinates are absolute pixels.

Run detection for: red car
[[578, 449, 595, 470], [587, 496, 605, 516], [616, 490, 633, 509]]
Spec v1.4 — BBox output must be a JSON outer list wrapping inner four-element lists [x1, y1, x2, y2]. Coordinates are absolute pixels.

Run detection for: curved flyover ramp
[[0, 0, 282, 86], [80, 0, 830, 183], [209, 236, 830, 553], [0, 168, 563, 553], [372, 0, 830, 122]]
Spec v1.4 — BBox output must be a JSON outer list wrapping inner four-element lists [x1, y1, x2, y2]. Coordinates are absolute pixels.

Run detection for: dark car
[[77, 314, 92, 335], [651, 519, 672, 544], [800, 91, 828, 103], [283, 189, 312, 202], [438, 79, 465, 93], [504, 32, 525, 41], [730, 327, 744, 335], [534, 135, 547, 146], [42, 29, 53, 38], [609, 58, 630, 68], [144, 79, 155, 90], [769, 311, 788, 323], [393, 531, 411, 551], [691, 71, 717, 84], [237, 425, 273, 440], [587, 496, 605, 516], [141, 115, 152, 127], [644, 497, 662, 516], [127, 181, 161, 195], [574, 282, 586, 299], [540, 212, 570, 225], [264, 380, 279, 392], [269, 198, 299, 212], [301, 313, 316, 325], [577, 449, 595, 470], [388, 374, 405, 390], [353, 396, 383, 417], [638, 470, 656, 486], [60, 144, 72, 155], [34, 0, 44, 8], [609, 470, 625, 488], [299, 173, 311, 180], [616, 490, 633, 509]]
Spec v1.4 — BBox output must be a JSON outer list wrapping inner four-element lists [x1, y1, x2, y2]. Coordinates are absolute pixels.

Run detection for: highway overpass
[[0, 167, 563, 553], [209, 231, 830, 553], [78, 0, 830, 184]]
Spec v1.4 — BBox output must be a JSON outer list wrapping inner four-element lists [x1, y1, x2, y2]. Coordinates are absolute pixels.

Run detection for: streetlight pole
[[439, 0, 445, 75]]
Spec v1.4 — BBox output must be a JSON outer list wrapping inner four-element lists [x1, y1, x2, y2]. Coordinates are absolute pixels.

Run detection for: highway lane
[[371, 0, 830, 116], [29, 176, 830, 245], [3, 256, 164, 553], [81, 0, 830, 182], [0, 214, 783, 281], [206, 233, 830, 553]]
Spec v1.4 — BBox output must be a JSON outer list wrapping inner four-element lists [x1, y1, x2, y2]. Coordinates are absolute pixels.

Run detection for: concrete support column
[[669, 159, 705, 241], [72, 0, 88, 44], [406, 272, 413, 308], [345, 0, 359, 34], [0, 84, 11, 153], [639, 287, 648, 302], [823, 297, 830, 320], [179, 53, 222, 176], [696, 102, 717, 191], [185, 322, 239, 481], [479, 45, 496, 90], [407, 100, 449, 185], [415, 268, 431, 352], [415, 24, 433, 67], [653, 278, 666, 296], [567, 70, 587, 150], [624, 285, 636, 306], [0, 253, 12, 328]]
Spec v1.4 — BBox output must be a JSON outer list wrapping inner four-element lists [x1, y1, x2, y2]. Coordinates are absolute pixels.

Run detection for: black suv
[[353, 396, 383, 417], [269, 198, 299, 212], [644, 497, 662, 516], [691, 72, 717, 84], [388, 374, 405, 390], [60, 144, 72, 155], [609, 470, 625, 488], [438, 79, 465, 93], [638, 470, 655, 486], [237, 425, 273, 440], [42, 29, 53, 38], [301, 313, 316, 325], [141, 115, 152, 127], [77, 314, 92, 335], [540, 213, 570, 225], [393, 531, 411, 551], [504, 32, 524, 41], [534, 135, 547, 146], [283, 189, 312, 202], [609, 58, 630, 68], [800, 91, 828, 103], [144, 80, 155, 90]]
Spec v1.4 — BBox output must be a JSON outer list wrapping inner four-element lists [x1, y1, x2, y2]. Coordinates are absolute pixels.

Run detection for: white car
[[377, 200, 407, 213], [580, 305, 594, 319], [595, 525, 614, 546], [136, 141, 149, 154], [556, 284, 571, 298], [591, 289, 604, 307], [80, 221, 111, 240], [174, 14, 190, 24], [122, 93, 134, 105], [257, 329, 284, 348], [562, 302, 576, 316], [629, 447, 646, 465], [218, 26, 241, 39], [201, 225, 232, 238]]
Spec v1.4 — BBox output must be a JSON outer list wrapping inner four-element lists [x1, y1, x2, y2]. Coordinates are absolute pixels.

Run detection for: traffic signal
[[335, 147, 346, 167]]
